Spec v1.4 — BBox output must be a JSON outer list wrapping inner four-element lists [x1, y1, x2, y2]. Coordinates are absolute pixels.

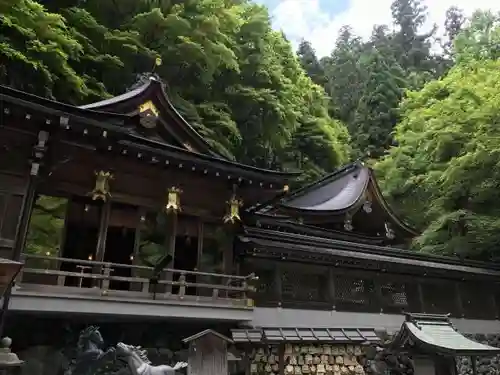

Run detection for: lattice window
[[255, 269, 277, 302], [281, 270, 326, 303], [334, 275, 376, 311], [460, 282, 495, 319], [380, 281, 408, 312], [421, 281, 458, 315]]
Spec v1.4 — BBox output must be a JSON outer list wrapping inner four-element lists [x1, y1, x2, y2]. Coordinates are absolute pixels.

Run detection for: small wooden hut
[[182, 329, 233, 375], [391, 313, 500, 375]]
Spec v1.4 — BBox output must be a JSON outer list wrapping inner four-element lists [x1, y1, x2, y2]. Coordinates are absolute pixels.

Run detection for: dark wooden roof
[[183, 329, 233, 344], [0, 83, 299, 185], [239, 227, 500, 278], [391, 313, 500, 356], [251, 161, 418, 241], [282, 162, 369, 212], [251, 214, 393, 245], [231, 327, 380, 344], [80, 77, 221, 157]]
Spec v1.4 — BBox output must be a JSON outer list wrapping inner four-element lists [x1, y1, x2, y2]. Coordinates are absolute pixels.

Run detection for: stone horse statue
[[66, 326, 116, 375], [115, 342, 187, 375]]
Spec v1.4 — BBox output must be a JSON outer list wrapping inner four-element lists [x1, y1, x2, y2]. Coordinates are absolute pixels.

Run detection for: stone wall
[[361, 345, 413, 375], [362, 333, 500, 375], [457, 335, 500, 375]]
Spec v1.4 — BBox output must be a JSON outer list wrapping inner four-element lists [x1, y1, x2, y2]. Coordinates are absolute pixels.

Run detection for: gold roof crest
[[138, 100, 159, 128]]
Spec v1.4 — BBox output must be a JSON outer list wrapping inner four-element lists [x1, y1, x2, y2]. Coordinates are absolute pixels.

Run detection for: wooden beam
[[164, 213, 177, 294], [196, 220, 204, 270], [95, 200, 111, 263], [0, 130, 48, 337]]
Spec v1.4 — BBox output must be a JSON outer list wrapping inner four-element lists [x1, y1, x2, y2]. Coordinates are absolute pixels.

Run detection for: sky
[[255, 0, 500, 57]]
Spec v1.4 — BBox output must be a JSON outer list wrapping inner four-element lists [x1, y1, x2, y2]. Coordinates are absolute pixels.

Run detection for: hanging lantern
[[90, 171, 113, 201], [223, 195, 243, 224], [165, 187, 182, 214]]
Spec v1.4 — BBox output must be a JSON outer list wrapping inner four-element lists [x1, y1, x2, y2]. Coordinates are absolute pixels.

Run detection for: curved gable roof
[[0, 83, 299, 185], [255, 161, 418, 239], [80, 77, 222, 158]]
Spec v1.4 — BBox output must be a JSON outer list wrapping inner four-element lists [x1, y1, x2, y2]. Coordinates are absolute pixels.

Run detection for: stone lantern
[[0, 337, 23, 374], [0, 259, 24, 374]]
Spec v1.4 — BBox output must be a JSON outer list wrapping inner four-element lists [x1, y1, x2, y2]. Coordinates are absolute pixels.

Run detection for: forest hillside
[[296, 2, 500, 260], [2, 0, 500, 259]]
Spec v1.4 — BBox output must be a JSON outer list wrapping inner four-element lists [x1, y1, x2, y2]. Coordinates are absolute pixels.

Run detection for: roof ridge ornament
[[127, 72, 161, 91]]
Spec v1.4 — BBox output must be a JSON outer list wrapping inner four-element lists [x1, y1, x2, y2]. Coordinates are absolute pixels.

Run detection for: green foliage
[[8, 0, 500, 260], [307, 0, 439, 159], [376, 60, 500, 259], [1, 0, 349, 176], [351, 47, 407, 158], [454, 10, 500, 63], [5, 0, 352, 264], [25, 196, 67, 269], [292, 1, 500, 258], [297, 40, 327, 87], [0, 0, 87, 100]]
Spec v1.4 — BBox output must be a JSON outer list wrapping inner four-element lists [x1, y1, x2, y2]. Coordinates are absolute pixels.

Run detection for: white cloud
[[270, 0, 500, 57]]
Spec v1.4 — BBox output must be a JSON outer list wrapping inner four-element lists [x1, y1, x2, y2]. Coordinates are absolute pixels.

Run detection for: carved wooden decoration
[[223, 195, 243, 224], [384, 222, 395, 239], [362, 191, 372, 213], [165, 186, 182, 214], [343, 214, 353, 231], [138, 100, 159, 129], [183, 142, 194, 152], [90, 171, 113, 201]]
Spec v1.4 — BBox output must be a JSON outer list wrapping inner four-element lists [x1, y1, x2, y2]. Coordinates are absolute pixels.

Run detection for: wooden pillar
[[95, 200, 111, 263], [132, 208, 144, 264], [278, 343, 285, 375], [56, 199, 71, 261], [93, 200, 111, 287], [222, 226, 235, 275], [328, 268, 336, 309], [275, 264, 282, 306], [243, 344, 251, 375], [129, 208, 144, 292], [196, 220, 204, 270], [195, 220, 203, 296], [11, 130, 49, 261], [471, 356, 477, 375], [164, 212, 177, 294], [373, 276, 384, 313], [0, 130, 49, 337], [11, 175, 38, 263], [455, 283, 464, 317], [417, 281, 425, 313]]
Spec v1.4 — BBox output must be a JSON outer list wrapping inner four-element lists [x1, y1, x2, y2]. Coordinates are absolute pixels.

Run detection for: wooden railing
[[247, 262, 500, 320], [16, 253, 257, 307]]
